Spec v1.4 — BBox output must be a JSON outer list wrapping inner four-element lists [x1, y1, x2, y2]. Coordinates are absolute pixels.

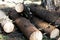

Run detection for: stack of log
[[0, 2, 60, 40]]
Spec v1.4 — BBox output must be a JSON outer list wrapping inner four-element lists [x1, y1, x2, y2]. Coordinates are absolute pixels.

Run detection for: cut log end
[[15, 3, 24, 13], [50, 28, 59, 38], [58, 37, 60, 40], [3, 22, 14, 33], [29, 31, 43, 40]]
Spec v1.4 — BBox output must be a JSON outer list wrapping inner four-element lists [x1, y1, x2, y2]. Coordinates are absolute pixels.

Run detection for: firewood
[[0, 10, 14, 33], [46, 0, 55, 11], [57, 37, 60, 40], [53, 0, 60, 7], [30, 5, 60, 25], [8, 10, 43, 40], [15, 3, 24, 13], [32, 17, 59, 38]]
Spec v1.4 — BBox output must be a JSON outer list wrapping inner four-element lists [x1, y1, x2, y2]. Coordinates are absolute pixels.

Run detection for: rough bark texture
[[15, 18, 39, 38], [32, 17, 55, 33], [30, 4, 60, 25], [8, 9, 20, 20], [32, 17, 59, 38], [8, 9, 43, 40]]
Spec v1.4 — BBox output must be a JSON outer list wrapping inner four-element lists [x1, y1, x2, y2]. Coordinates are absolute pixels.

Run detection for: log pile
[[8, 9, 43, 40], [30, 4, 60, 26], [32, 17, 59, 38], [0, 1, 60, 40]]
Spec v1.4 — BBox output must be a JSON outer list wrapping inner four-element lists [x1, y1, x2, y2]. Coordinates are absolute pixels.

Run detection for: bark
[[30, 5, 60, 25], [32, 17, 59, 38], [8, 10, 43, 40]]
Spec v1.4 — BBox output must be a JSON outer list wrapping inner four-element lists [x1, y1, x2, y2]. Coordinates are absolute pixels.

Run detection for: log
[[46, 0, 55, 11], [53, 0, 60, 7], [30, 5, 60, 25], [32, 17, 59, 38], [8, 10, 43, 40], [24, 1, 41, 5], [57, 37, 60, 40], [0, 10, 14, 33], [15, 3, 24, 13]]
